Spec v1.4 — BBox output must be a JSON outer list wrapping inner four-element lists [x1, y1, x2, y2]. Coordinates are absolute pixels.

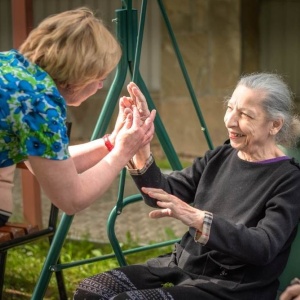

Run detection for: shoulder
[[204, 142, 234, 160], [190, 142, 235, 171], [1, 50, 56, 92], [282, 158, 300, 180]]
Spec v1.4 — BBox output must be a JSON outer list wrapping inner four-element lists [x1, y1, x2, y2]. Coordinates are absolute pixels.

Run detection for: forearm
[[29, 149, 132, 215], [69, 138, 109, 173], [69, 150, 130, 212], [129, 156, 169, 207]]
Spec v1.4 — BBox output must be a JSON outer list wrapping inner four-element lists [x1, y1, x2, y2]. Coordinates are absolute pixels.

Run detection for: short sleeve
[[0, 50, 70, 166]]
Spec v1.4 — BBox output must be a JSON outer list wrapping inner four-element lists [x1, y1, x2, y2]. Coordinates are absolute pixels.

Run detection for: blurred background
[[1, 0, 300, 159]]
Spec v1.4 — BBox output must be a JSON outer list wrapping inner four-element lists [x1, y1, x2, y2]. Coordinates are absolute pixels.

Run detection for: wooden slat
[[0, 226, 25, 239], [0, 232, 11, 243], [5, 223, 39, 234]]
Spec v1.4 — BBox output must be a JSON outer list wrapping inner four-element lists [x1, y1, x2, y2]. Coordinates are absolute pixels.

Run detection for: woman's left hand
[[141, 187, 204, 229], [280, 283, 300, 300]]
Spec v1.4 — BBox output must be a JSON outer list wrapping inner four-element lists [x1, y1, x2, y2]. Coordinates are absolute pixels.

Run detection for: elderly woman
[[0, 7, 156, 223], [74, 73, 300, 300]]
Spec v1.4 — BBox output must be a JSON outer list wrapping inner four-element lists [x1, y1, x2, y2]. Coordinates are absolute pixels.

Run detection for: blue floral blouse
[[0, 49, 70, 167]]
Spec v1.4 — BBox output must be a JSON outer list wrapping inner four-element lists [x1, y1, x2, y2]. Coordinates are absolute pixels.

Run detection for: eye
[[241, 112, 252, 119]]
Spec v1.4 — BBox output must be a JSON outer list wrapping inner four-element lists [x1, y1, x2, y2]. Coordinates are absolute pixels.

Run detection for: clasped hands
[[114, 83, 204, 229], [113, 82, 154, 139], [110, 82, 155, 168]]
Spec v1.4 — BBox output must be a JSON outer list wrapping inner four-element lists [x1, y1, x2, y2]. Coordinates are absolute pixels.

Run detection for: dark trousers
[[73, 264, 218, 300]]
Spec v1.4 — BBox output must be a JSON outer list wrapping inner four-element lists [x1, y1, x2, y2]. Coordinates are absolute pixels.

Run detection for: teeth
[[232, 133, 243, 137]]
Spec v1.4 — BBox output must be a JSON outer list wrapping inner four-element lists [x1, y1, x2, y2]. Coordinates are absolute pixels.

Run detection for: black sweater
[[131, 144, 300, 300]]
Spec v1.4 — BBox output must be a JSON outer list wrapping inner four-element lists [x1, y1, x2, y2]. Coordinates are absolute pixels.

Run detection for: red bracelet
[[103, 134, 114, 151]]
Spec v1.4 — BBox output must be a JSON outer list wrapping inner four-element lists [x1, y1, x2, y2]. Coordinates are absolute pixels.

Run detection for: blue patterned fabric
[[0, 49, 70, 167]]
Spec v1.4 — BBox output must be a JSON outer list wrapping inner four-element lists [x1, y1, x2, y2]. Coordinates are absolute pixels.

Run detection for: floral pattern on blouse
[[0, 49, 70, 167]]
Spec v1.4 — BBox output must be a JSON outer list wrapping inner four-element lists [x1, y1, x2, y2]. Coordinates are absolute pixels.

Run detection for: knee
[[73, 287, 101, 300], [73, 277, 100, 300]]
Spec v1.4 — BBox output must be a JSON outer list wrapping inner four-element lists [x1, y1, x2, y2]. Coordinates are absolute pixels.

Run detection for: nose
[[224, 110, 238, 128]]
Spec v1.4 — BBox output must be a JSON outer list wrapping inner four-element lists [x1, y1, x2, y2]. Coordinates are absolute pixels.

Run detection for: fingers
[[118, 97, 132, 118], [130, 106, 142, 129], [130, 107, 155, 136], [123, 110, 133, 129], [149, 208, 172, 219], [280, 284, 300, 300], [142, 187, 173, 205], [121, 96, 135, 108], [147, 109, 156, 123], [131, 85, 145, 103], [142, 187, 167, 196], [127, 82, 137, 106], [127, 82, 150, 116], [141, 110, 156, 132]]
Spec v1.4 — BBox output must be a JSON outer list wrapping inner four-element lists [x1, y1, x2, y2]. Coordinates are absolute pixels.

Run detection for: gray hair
[[237, 73, 300, 147]]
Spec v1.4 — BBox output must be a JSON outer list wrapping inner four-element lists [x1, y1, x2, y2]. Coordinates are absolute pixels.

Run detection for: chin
[[229, 140, 241, 150], [67, 102, 81, 107], [68, 98, 86, 107]]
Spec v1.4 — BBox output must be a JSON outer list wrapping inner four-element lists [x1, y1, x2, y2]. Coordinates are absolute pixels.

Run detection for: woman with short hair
[[0, 7, 156, 222]]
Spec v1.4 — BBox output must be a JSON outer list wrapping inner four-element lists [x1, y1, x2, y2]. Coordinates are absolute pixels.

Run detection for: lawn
[[3, 230, 176, 299]]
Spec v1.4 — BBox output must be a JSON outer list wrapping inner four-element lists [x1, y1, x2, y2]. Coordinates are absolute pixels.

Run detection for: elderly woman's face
[[224, 85, 275, 153]]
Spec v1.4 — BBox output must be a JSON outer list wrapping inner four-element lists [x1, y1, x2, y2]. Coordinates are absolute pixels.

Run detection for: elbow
[[247, 248, 276, 266], [51, 196, 86, 216], [56, 204, 78, 216], [60, 207, 78, 216]]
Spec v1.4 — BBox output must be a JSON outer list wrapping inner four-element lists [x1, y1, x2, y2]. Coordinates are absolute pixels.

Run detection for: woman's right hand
[[113, 105, 156, 160]]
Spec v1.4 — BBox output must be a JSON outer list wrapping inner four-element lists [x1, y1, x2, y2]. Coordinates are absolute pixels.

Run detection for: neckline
[[235, 150, 290, 164], [254, 156, 290, 164]]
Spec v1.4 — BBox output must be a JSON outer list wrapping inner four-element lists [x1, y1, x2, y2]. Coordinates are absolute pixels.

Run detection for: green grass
[[3, 229, 177, 299]]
